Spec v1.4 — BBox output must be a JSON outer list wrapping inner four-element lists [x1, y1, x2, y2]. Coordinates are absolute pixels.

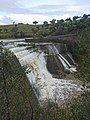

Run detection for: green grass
[[0, 23, 51, 39], [0, 48, 39, 120]]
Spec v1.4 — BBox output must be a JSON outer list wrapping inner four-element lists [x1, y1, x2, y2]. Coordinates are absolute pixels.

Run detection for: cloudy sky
[[0, 0, 90, 24]]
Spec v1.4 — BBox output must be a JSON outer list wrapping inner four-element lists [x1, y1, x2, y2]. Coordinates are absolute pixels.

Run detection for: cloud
[[0, 0, 17, 10], [0, 4, 78, 16], [0, 0, 85, 15], [30, 4, 78, 16], [0, 16, 14, 24], [0, 0, 90, 24], [0, 1, 89, 15], [9, 14, 51, 24], [7, 13, 73, 24]]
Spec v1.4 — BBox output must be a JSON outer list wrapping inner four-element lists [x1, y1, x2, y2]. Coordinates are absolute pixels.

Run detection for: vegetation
[[0, 14, 90, 39], [72, 27, 90, 87], [0, 13, 90, 120], [0, 46, 90, 120], [0, 45, 39, 120]]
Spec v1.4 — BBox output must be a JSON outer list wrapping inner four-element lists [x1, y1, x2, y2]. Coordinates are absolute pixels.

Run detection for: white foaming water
[[14, 50, 30, 59], [52, 44, 77, 72], [4, 44, 15, 49], [15, 50, 81, 105], [4, 40, 81, 106], [10, 46, 27, 53], [0, 39, 24, 43], [48, 45, 70, 69]]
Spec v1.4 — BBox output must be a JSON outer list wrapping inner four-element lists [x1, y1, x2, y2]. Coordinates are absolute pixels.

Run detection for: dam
[[1, 39, 82, 106]]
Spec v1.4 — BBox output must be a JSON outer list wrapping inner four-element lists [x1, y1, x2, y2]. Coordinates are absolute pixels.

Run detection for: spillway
[[3, 40, 82, 106]]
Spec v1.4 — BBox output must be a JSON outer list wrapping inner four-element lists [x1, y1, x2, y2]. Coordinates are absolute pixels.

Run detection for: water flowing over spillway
[[51, 44, 77, 72], [3, 40, 82, 106]]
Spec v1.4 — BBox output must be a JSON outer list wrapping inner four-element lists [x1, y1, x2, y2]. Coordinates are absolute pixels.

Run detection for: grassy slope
[[72, 27, 90, 86], [0, 48, 39, 120], [0, 24, 35, 38], [0, 23, 52, 39]]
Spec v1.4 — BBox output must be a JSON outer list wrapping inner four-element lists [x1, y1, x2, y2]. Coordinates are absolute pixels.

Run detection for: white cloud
[[0, 16, 14, 25], [0, 0, 90, 24], [8, 13, 75, 24], [18, 0, 76, 8], [9, 14, 55, 24]]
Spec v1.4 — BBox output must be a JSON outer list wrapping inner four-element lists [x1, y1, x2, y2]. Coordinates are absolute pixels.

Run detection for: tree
[[50, 19, 56, 25], [82, 14, 88, 19], [65, 17, 72, 22], [80, 14, 88, 22], [33, 21, 38, 25], [73, 16, 80, 21], [60, 19, 64, 23], [56, 19, 64, 29], [43, 21, 48, 27], [13, 21, 15, 24]]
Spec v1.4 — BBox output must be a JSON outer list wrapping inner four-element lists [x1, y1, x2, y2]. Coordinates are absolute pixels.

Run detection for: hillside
[[0, 47, 39, 120], [0, 14, 90, 120], [0, 14, 90, 39]]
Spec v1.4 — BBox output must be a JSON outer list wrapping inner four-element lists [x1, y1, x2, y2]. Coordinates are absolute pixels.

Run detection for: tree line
[[0, 14, 90, 39]]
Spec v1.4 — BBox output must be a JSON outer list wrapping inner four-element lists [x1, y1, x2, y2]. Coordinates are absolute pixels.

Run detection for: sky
[[0, 0, 90, 25]]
